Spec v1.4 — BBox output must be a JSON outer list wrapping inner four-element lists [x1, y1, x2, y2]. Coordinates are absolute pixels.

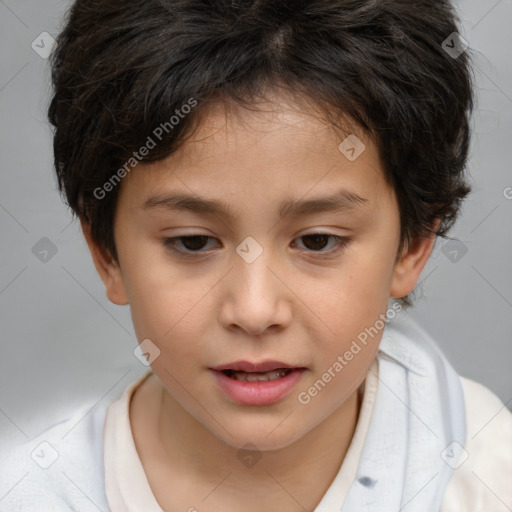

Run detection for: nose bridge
[[234, 235, 277, 301], [222, 235, 289, 334]]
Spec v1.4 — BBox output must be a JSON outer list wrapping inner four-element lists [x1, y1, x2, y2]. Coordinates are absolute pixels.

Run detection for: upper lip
[[211, 360, 303, 372]]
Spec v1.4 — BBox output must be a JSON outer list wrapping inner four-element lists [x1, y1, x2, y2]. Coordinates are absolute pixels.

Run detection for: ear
[[390, 219, 441, 299], [80, 219, 129, 305]]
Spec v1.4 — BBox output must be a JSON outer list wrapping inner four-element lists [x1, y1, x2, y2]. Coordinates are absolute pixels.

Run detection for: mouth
[[220, 368, 295, 382], [209, 360, 307, 405], [211, 360, 306, 381]]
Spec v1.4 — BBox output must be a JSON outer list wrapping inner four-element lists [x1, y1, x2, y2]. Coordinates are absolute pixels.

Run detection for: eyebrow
[[142, 188, 370, 221]]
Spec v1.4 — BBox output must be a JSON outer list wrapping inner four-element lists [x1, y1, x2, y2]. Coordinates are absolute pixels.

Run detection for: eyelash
[[162, 233, 351, 258]]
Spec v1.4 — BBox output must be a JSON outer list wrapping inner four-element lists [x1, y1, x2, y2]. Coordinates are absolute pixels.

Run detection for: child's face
[[88, 94, 433, 451]]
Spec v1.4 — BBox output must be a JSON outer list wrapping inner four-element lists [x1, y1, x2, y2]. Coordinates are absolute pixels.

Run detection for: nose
[[219, 246, 292, 337]]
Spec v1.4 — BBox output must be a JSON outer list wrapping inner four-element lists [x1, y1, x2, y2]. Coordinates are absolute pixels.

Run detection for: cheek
[[345, 236, 397, 302], [118, 238, 191, 322], [316, 252, 393, 322], [124, 259, 217, 368], [308, 250, 393, 378], [129, 281, 205, 341], [308, 307, 382, 410]]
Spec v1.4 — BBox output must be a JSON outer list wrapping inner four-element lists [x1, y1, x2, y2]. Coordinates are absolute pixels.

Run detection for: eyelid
[[162, 234, 219, 257]]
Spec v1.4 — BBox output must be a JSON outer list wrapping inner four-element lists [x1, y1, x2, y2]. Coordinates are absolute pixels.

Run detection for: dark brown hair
[[48, 0, 474, 308]]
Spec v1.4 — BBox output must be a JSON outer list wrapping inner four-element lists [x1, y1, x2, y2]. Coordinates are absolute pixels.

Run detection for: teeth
[[228, 369, 291, 382]]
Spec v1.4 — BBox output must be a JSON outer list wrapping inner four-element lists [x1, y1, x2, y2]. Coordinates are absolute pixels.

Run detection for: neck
[[157, 378, 363, 491]]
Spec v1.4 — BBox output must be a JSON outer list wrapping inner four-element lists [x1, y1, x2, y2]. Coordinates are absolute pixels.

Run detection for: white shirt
[[1, 361, 511, 511]]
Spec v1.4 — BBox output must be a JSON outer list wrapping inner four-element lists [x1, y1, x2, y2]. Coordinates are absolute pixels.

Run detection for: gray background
[[1, 0, 511, 453]]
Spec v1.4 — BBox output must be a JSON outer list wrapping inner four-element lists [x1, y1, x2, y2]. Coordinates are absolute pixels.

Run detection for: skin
[[82, 91, 438, 511]]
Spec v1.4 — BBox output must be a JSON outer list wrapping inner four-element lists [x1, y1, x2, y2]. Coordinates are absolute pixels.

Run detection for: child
[[2, 0, 511, 510]]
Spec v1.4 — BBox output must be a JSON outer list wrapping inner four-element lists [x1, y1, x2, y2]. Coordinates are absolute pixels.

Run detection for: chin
[[210, 422, 306, 452]]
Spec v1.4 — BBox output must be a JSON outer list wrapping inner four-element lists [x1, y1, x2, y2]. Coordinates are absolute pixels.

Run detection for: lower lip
[[211, 369, 305, 405]]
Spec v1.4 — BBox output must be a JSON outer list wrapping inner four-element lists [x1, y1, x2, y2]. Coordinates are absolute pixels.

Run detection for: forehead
[[118, 93, 392, 218], [172, 95, 369, 165]]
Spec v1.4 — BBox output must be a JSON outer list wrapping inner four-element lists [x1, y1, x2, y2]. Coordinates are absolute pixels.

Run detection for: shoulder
[[442, 376, 512, 512], [0, 397, 111, 511]]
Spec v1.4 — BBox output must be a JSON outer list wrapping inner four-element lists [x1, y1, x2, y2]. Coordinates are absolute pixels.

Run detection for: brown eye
[[163, 235, 217, 256], [293, 233, 350, 254], [300, 234, 331, 251]]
